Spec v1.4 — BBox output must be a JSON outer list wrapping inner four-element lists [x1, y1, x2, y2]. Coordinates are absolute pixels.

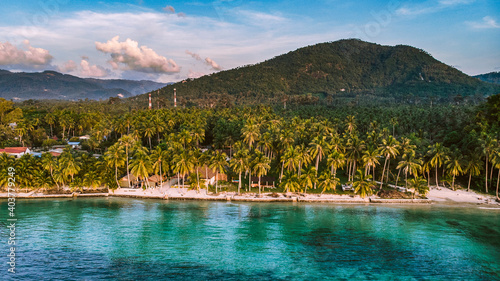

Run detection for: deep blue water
[[1, 198, 499, 280]]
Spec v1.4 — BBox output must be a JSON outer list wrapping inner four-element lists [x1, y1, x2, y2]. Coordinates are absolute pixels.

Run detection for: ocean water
[[1, 198, 499, 280]]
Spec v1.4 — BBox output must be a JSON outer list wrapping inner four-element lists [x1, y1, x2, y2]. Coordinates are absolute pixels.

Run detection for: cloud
[[79, 59, 108, 77], [163, 5, 175, 13], [439, 0, 474, 5], [466, 16, 500, 29], [95, 36, 180, 74], [397, 0, 474, 16], [187, 69, 205, 79], [186, 50, 201, 60], [58, 60, 77, 73], [0, 40, 53, 66], [205, 57, 222, 70], [177, 12, 186, 18]]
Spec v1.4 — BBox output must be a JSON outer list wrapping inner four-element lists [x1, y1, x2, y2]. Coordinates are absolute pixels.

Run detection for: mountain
[[0, 70, 167, 100], [474, 72, 500, 84], [146, 39, 499, 106]]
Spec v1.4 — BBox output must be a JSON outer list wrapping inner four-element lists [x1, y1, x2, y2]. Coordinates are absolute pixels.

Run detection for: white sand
[[427, 186, 499, 205]]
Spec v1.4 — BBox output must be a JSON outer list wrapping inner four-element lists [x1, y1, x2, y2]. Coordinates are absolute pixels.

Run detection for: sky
[[0, 0, 499, 82]]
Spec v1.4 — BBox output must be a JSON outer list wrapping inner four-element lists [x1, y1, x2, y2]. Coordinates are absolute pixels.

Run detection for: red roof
[[50, 151, 61, 157], [0, 147, 29, 154]]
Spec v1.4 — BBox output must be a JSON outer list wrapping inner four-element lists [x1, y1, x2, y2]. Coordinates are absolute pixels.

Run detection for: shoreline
[[1, 186, 497, 206]]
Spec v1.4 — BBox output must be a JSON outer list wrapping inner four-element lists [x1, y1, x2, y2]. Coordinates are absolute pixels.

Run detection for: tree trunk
[[115, 165, 119, 188], [248, 172, 252, 192], [215, 172, 218, 193], [395, 168, 401, 188], [126, 147, 130, 188], [485, 157, 488, 193], [238, 172, 242, 194], [379, 158, 388, 190], [196, 167, 200, 193], [452, 174, 455, 191], [258, 176, 261, 194], [468, 173, 471, 192], [496, 170, 499, 200], [435, 166, 439, 188]]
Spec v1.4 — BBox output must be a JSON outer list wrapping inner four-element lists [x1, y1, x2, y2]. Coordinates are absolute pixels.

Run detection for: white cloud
[[439, 0, 474, 5], [186, 50, 202, 60], [187, 69, 205, 79], [163, 5, 175, 13], [466, 16, 500, 29], [0, 40, 53, 66], [58, 60, 77, 73], [397, 0, 474, 16], [205, 57, 222, 70], [79, 59, 108, 77], [95, 36, 180, 74]]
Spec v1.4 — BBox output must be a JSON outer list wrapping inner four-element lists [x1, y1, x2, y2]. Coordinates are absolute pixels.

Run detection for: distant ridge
[[0, 70, 167, 101], [145, 39, 498, 106], [474, 72, 500, 85]]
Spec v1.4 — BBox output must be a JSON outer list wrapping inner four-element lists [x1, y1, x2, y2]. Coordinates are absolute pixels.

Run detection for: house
[[198, 165, 227, 186], [250, 176, 276, 188], [78, 135, 90, 140], [0, 147, 31, 158], [67, 142, 81, 149]]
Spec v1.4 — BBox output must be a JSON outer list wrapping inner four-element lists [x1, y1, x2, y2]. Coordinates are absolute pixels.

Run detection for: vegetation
[[1, 90, 500, 200]]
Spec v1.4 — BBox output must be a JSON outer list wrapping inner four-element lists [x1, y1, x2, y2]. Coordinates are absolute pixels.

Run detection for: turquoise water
[[1, 198, 499, 280]]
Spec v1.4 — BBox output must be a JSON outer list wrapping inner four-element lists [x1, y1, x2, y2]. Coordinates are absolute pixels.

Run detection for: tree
[[353, 169, 374, 198], [446, 152, 463, 190], [104, 143, 126, 188], [210, 150, 228, 193], [41, 152, 58, 188], [390, 117, 398, 137], [252, 151, 271, 194], [427, 142, 447, 188], [464, 154, 482, 192], [480, 135, 497, 193], [362, 145, 380, 177], [59, 147, 81, 183], [300, 166, 316, 194], [119, 135, 136, 188], [242, 121, 260, 149], [396, 152, 422, 188], [407, 176, 428, 199], [151, 146, 168, 189], [130, 149, 152, 189], [318, 170, 339, 195], [281, 171, 300, 193], [173, 149, 194, 189], [378, 136, 399, 191], [230, 148, 250, 194]]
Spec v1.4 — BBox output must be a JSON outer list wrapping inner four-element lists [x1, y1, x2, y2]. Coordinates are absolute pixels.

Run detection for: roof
[[68, 142, 80, 145], [0, 147, 29, 154], [49, 151, 61, 157]]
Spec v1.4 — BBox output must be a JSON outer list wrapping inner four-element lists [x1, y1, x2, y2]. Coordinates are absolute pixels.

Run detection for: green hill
[[0, 70, 167, 100], [146, 39, 498, 106], [474, 72, 500, 84]]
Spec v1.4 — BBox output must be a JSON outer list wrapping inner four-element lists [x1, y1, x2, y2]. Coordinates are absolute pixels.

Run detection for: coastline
[[1, 186, 498, 206]]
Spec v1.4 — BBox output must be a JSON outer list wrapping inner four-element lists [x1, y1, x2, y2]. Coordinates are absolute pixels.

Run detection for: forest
[[0, 92, 499, 199]]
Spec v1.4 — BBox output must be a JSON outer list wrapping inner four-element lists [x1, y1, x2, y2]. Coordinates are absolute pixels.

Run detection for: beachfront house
[[198, 165, 227, 186], [0, 147, 31, 158]]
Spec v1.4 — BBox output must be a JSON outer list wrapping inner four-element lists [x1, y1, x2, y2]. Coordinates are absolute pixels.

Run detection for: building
[[0, 147, 31, 158]]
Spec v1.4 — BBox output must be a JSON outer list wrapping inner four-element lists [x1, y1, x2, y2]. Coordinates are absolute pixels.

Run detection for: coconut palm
[[427, 142, 447, 188], [252, 151, 271, 194], [396, 152, 423, 188], [492, 151, 500, 200], [362, 145, 380, 177], [300, 166, 317, 194], [119, 134, 136, 188], [446, 152, 463, 190], [408, 176, 428, 199], [210, 150, 228, 193], [318, 170, 340, 195], [353, 169, 374, 198], [41, 152, 59, 188], [464, 154, 482, 192], [230, 148, 250, 194], [327, 150, 345, 179], [83, 170, 102, 190], [281, 171, 300, 193], [104, 143, 126, 188], [151, 146, 168, 188], [297, 143, 312, 176], [130, 149, 152, 189], [59, 147, 81, 182], [378, 136, 399, 190], [481, 135, 497, 193], [173, 149, 194, 189], [242, 121, 260, 149]]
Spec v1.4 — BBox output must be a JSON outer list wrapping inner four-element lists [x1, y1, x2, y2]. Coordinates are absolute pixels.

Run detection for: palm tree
[[83, 171, 102, 190], [281, 171, 300, 193], [396, 152, 423, 189], [104, 143, 126, 188], [353, 169, 374, 198], [309, 135, 328, 188], [59, 147, 81, 182], [151, 146, 168, 189], [428, 143, 447, 188], [119, 134, 136, 188], [242, 121, 260, 149], [446, 152, 463, 190], [210, 150, 228, 193], [390, 117, 398, 137], [282, 145, 301, 179], [492, 151, 500, 200], [378, 136, 399, 191], [252, 151, 271, 194], [300, 166, 316, 194], [362, 145, 380, 177], [41, 152, 59, 188], [481, 135, 497, 193], [407, 176, 428, 199], [130, 149, 152, 189], [297, 143, 312, 176], [345, 115, 356, 134], [327, 150, 345, 179], [464, 154, 482, 192], [318, 170, 340, 195], [173, 149, 194, 189], [230, 148, 250, 194]]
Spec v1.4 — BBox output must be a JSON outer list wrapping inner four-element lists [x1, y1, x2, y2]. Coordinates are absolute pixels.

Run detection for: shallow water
[[1, 198, 499, 280]]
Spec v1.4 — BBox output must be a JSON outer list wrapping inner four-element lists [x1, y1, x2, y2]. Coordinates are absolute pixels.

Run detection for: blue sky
[[0, 0, 499, 82]]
